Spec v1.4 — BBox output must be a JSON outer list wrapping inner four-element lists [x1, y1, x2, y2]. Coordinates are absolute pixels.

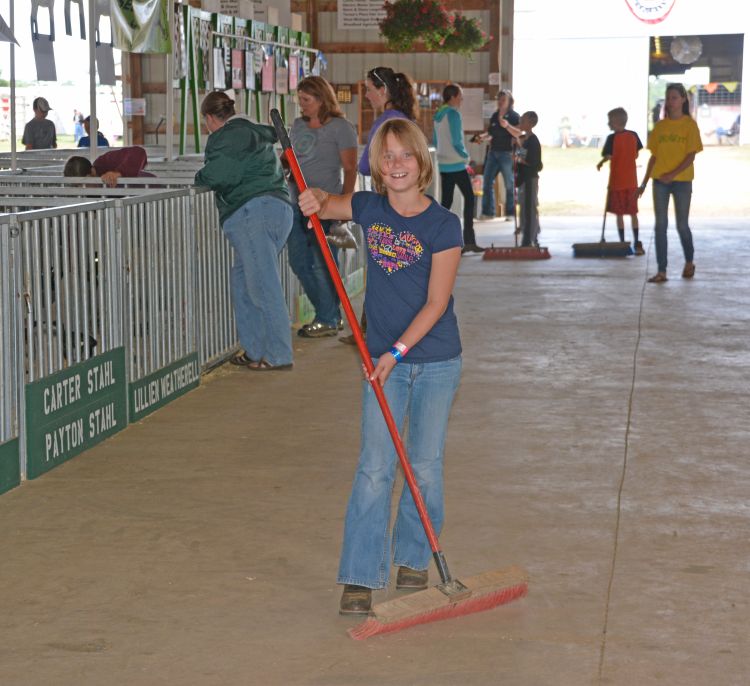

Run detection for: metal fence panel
[[0, 219, 19, 444], [14, 201, 122, 383], [192, 188, 239, 370], [122, 190, 197, 382]]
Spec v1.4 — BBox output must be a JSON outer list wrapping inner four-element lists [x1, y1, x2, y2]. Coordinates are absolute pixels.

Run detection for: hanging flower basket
[[379, 0, 451, 52], [379, 0, 489, 55], [439, 14, 489, 55]]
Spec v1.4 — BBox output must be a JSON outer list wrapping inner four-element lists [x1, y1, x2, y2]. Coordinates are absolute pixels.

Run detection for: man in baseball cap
[[22, 97, 57, 149]]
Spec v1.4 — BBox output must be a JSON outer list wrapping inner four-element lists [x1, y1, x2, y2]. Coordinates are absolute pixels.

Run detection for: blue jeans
[[338, 356, 462, 589], [482, 150, 514, 217], [286, 207, 340, 327], [222, 195, 294, 366], [652, 180, 694, 273]]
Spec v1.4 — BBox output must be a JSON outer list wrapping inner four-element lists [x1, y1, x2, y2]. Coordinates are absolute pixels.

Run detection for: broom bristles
[[348, 566, 529, 640], [483, 247, 550, 261]]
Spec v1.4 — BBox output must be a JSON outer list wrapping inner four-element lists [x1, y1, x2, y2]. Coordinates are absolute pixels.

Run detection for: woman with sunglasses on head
[[340, 67, 419, 345], [639, 83, 702, 283], [359, 67, 418, 177]]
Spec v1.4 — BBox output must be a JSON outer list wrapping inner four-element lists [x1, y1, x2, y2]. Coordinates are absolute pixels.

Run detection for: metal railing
[[0, 181, 366, 487], [192, 188, 237, 370], [12, 201, 123, 383], [122, 190, 196, 382], [0, 218, 19, 445]]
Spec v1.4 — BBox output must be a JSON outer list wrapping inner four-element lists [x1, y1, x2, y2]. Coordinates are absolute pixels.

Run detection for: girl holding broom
[[298, 118, 463, 614]]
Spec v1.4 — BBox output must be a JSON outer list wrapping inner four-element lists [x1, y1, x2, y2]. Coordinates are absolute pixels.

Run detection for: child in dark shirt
[[514, 111, 542, 247]]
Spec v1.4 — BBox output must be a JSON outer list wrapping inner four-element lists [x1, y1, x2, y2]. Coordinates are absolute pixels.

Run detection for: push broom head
[[572, 241, 633, 257], [483, 246, 551, 260], [348, 565, 528, 640]]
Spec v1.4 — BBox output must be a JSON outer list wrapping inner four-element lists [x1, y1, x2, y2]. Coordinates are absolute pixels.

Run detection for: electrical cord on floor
[[596, 234, 652, 683]]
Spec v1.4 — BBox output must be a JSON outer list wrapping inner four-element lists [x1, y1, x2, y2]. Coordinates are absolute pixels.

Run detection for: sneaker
[[337, 318, 344, 331], [461, 243, 486, 254], [396, 566, 428, 590], [339, 584, 372, 615], [634, 241, 645, 256], [297, 321, 338, 338], [477, 214, 495, 221]]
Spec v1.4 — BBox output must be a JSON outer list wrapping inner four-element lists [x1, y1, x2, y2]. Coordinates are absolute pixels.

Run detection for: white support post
[[88, 0, 98, 160]]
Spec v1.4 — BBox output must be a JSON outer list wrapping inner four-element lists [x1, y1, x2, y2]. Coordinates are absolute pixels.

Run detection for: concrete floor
[[1, 215, 749, 686]]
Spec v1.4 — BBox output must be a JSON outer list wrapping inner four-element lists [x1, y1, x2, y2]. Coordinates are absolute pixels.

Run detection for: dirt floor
[[1, 209, 749, 685]]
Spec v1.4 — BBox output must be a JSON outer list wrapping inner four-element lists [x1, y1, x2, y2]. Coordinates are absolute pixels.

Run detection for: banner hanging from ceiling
[[113, 0, 172, 53]]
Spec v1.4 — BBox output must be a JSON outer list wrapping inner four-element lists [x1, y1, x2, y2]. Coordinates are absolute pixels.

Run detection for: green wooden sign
[[129, 353, 200, 423], [0, 438, 20, 495], [25, 348, 127, 479]]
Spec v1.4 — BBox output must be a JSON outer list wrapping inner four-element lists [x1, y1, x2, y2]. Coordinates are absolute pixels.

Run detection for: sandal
[[648, 272, 668, 283], [246, 359, 293, 372], [230, 351, 256, 366], [682, 262, 696, 279]]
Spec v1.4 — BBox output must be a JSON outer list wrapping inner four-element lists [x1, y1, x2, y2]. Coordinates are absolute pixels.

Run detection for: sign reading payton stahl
[[623, 0, 677, 24], [129, 353, 200, 423], [25, 348, 127, 479]]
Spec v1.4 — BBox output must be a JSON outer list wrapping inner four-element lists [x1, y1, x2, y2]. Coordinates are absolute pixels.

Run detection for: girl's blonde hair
[[369, 119, 433, 195]]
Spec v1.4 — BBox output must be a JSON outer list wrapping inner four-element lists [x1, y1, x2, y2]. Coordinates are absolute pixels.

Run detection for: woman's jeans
[[286, 207, 340, 327], [222, 196, 294, 366], [482, 150, 514, 217], [338, 356, 462, 589], [653, 180, 694, 273], [440, 170, 477, 245]]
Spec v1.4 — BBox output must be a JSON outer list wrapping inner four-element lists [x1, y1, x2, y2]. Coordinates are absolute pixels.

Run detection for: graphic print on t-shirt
[[367, 222, 424, 274]]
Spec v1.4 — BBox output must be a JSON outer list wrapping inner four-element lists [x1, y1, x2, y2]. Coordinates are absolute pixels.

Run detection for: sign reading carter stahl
[[624, 0, 677, 24]]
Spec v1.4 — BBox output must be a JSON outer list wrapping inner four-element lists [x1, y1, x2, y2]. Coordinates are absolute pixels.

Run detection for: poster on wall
[[289, 54, 299, 90], [231, 49, 244, 89], [276, 63, 289, 94], [261, 49, 275, 93], [245, 50, 255, 90], [337, 0, 387, 30], [461, 88, 484, 131], [213, 47, 227, 88]]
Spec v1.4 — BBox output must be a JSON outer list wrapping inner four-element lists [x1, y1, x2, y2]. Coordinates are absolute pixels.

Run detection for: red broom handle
[[270, 110, 447, 569]]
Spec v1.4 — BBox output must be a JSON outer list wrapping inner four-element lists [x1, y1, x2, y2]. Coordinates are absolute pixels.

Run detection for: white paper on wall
[[461, 88, 485, 131]]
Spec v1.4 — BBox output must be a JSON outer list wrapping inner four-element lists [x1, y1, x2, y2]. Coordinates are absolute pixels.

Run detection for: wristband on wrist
[[393, 341, 409, 356], [389, 347, 402, 363]]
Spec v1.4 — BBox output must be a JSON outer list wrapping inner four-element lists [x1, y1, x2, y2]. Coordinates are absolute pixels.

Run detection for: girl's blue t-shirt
[[352, 191, 463, 363]]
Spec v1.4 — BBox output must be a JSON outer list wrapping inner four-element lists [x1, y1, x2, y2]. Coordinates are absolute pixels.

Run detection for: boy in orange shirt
[[597, 107, 644, 254]]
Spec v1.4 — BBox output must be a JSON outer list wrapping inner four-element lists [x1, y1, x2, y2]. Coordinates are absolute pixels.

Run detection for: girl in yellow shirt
[[639, 83, 703, 283]]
